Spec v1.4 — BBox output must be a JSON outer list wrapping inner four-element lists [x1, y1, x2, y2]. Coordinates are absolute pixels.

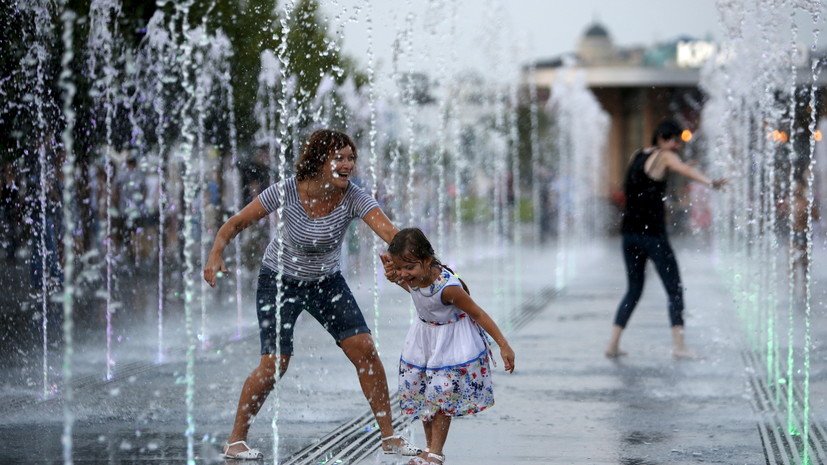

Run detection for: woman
[[204, 129, 419, 459], [605, 120, 725, 359]]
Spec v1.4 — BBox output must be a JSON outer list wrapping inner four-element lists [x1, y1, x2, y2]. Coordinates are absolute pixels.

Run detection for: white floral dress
[[398, 268, 495, 421]]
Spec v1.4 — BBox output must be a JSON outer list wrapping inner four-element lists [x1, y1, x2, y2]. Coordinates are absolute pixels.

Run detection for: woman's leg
[[605, 324, 627, 357], [339, 333, 399, 447], [225, 354, 290, 456], [648, 236, 684, 326], [670, 325, 694, 358], [647, 236, 693, 357], [606, 235, 648, 356]]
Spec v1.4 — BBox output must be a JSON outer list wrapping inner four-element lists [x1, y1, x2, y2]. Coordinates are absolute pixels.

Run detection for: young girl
[[380, 228, 515, 465]]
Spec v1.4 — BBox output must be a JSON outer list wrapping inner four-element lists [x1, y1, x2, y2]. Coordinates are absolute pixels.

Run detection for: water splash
[[143, 10, 172, 363], [58, 5, 78, 463], [547, 68, 609, 289], [15, 0, 60, 400], [703, 1, 824, 461], [0, 1, 592, 463], [87, 0, 123, 382], [273, 1, 299, 460], [167, 1, 200, 461]]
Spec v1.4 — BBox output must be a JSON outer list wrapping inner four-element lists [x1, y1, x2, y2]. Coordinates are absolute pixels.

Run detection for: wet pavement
[[2, 235, 826, 464], [366, 240, 768, 465]]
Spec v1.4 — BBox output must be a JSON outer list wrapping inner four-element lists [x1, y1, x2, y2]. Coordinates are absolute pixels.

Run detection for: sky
[[323, 0, 723, 75], [320, 0, 826, 82]]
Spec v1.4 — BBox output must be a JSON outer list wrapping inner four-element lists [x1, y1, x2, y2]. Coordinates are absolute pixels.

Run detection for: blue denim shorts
[[256, 267, 371, 355]]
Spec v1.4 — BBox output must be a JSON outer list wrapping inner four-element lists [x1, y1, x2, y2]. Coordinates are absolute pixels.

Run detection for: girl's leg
[[408, 419, 433, 462], [339, 333, 400, 449], [422, 419, 433, 450], [425, 413, 451, 462], [225, 354, 290, 456]]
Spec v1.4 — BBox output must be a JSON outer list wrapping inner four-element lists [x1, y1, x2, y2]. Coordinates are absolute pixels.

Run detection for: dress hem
[[403, 403, 493, 421]]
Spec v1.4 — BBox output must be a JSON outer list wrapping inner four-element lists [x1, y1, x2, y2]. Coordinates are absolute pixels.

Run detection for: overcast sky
[[321, 0, 825, 82]]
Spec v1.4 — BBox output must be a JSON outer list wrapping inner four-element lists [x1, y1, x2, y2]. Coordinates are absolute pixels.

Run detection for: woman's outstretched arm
[[364, 207, 406, 289], [363, 207, 399, 244], [663, 151, 726, 189], [203, 197, 269, 287]]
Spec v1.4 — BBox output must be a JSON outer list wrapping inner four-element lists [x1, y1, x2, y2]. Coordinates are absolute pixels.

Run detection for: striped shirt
[[258, 177, 380, 280]]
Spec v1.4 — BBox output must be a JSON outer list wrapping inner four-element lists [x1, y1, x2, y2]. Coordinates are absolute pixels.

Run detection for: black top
[[621, 149, 667, 236]]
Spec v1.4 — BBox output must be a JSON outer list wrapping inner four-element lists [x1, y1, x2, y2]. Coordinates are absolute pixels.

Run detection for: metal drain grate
[[507, 286, 559, 331], [281, 391, 410, 465], [742, 350, 827, 465]]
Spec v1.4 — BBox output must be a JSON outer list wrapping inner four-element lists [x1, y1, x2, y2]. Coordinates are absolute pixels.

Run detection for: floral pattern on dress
[[399, 350, 494, 421], [411, 268, 451, 297]]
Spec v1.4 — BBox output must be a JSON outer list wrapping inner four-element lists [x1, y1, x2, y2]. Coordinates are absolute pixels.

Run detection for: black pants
[[613, 233, 684, 328]]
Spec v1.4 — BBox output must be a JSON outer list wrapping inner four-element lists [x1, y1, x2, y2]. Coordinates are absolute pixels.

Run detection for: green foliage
[[286, 0, 340, 101], [205, 0, 367, 146], [0, 0, 366, 164], [517, 197, 534, 222], [206, 0, 282, 144], [459, 196, 491, 222]]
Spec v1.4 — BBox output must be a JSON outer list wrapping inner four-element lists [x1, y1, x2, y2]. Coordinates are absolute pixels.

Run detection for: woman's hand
[[203, 255, 228, 288], [500, 343, 515, 373], [380, 253, 399, 283], [380, 253, 411, 291], [202, 198, 268, 289], [711, 178, 727, 190]]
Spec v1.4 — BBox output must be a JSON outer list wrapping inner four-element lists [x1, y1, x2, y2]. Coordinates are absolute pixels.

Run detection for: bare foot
[[605, 348, 628, 358], [672, 347, 703, 359]]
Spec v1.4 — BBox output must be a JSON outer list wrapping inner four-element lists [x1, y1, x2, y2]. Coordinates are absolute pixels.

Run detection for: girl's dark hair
[[295, 129, 357, 181], [651, 119, 683, 146], [388, 227, 470, 294]]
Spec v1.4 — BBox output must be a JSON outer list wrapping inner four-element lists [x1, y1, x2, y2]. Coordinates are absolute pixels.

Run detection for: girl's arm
[[442, 286, 515, 373], [204, 197, 269, 287]]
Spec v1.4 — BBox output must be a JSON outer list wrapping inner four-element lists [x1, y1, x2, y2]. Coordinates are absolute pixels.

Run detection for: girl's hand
[[500, 344, 515, 373], [203, 256, 228, 288]]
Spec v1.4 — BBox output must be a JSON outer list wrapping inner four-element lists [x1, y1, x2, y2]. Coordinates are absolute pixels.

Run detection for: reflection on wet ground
[[3, 239, 826, 464]]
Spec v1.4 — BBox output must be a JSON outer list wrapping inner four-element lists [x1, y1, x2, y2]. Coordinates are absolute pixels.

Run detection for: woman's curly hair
[[295, 129, 357, 181]]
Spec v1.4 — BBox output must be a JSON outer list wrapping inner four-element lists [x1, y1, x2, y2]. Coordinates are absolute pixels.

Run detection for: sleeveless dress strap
[[644, 149, 664, 178]]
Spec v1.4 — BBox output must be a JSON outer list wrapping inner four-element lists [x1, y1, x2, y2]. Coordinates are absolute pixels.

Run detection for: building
[[526, 21, 827, 206]]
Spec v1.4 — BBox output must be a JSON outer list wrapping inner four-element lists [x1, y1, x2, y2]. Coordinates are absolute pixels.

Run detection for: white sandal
[[222, 441, 263, 460], [407, 452, 445, 464], [381, 434, 422, 456]]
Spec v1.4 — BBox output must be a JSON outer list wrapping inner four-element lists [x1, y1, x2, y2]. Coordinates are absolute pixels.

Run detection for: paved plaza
[[1, 236, 825, 464]]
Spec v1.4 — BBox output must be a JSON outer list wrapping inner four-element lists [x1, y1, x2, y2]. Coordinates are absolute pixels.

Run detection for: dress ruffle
[[399, 349, 494, 421], [398, 315, 494, 421]]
